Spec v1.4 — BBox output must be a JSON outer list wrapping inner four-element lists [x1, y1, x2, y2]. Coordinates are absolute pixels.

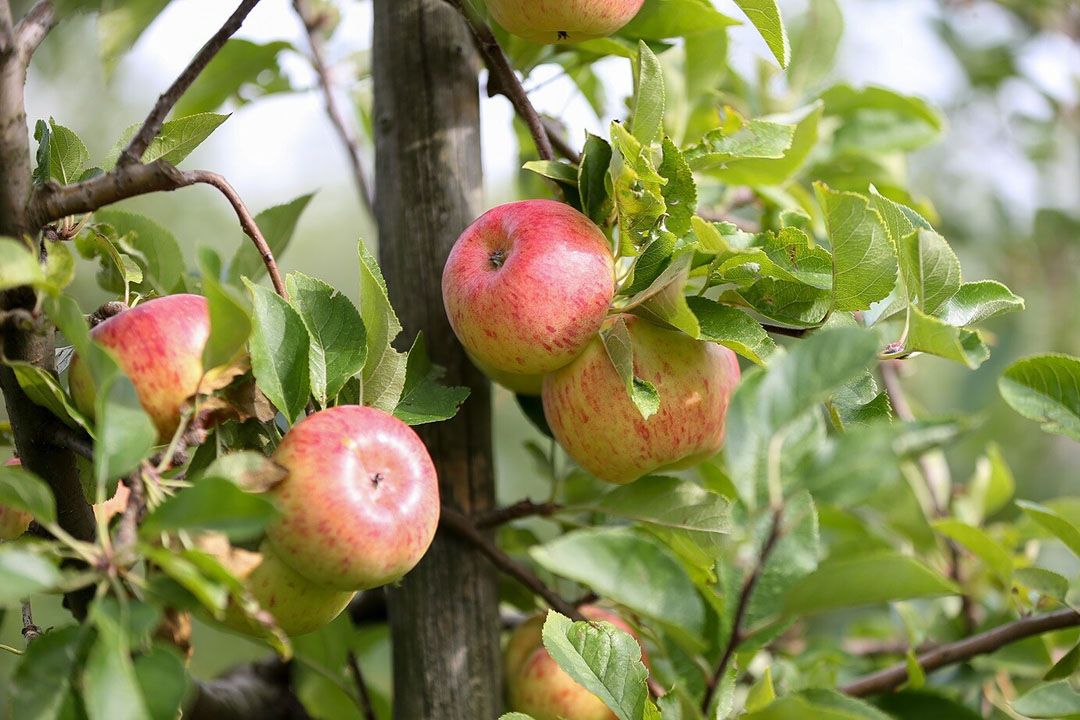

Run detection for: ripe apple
[[486, 0, 646, 44], [0, 458, 32, 541], [542, 315, 741, 484], [470, 353, 544, 396], [505, 606, 644, 720], [201, 535, 355, 637], [267, 405, 440, 591], [69, 294, 210, 440], [443, 200, 615, 377]]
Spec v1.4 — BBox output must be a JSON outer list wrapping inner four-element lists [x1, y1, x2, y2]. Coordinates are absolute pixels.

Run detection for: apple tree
[[0, 0, 1078, 719]]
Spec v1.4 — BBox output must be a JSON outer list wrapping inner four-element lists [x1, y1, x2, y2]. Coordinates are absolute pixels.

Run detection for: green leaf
[[817, 184, 897, 311], [873, 691, 983, 720], [633, 263, 700, 338], [133, 645, 187, 720], [578, 133, 613, 225], [542, 611, 656, 720], [956, 443, 1015, 525], [9, 625, 82, 720], [531, 527, 705, 641], [787, 0, 843, 93], [998, 354, 1080, 441], [34, 119, 89, 185], [230, 194, 313, 283], [1012, 681, 1080, 718], [199, 248, 252, 372], [522, 160, 578, 185], [175, 39, 294, 117], [658, 138, 695, 236], [746, 492, 820, 627], [906, 306, 989, 368], [143, 547, 228, 615], [685, 116, 795, 171], [610, 122, 666, 250], [933, 519, 1013, 583], [620, 0, 738, 39], [936, 280, 1024, 327], [714, 102, 823, 186], [97, 0, 172, 75], [244, 279, 311, 424], [94, 210, 184, 294], [622, 231, 676, 297], [142, 476, 276, 543], [105, 112, 229, 167], [358, 240, 407, 412], [711, 227, 833, 290], [823, 84, 945, 154], [631, 41, 665, 145], [1016, 500, 1080, 557], [0, 464, 57, 524], [733, 0, 790, 67], [745, 667, 777, 712], [0, 547, 61, 606], [601, 317, 661, 420], [900, 229, 961, 315], [1045, 643, 1080, 681], [745, 690, 891, 720], [590, 476, 730, 534], [394, 333, 469, 425], [783, 552, 958, 616], [0, 237, 46, 292], [43, 239, 75, 294], [84, 604, 151, 720], [286, 272, 367, 407], [94, 372, 158, 486], [1014, 567, 1069, 604], [6, 360, 94, 434], [686, 297, 775, 365]]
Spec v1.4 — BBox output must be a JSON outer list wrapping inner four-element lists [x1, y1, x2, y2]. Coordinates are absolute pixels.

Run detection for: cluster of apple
[[443, 199, 742, 485], [58, 294, 440, 637]]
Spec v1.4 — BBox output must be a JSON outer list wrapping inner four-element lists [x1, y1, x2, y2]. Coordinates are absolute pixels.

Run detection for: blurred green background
[[1, 0, 1077, 714]]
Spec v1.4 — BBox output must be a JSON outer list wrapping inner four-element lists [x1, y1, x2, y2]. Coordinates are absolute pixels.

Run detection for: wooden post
[[372, 0, 502, 717]]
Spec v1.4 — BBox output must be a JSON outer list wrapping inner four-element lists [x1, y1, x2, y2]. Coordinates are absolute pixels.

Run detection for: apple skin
[[487, 0, 645, 44], [542, 315, 741, 484], [470, 353, 544, 396], [0, 458, 32, 541], [69, 294, 211, 441], [219, 541, 356, 637], [267, 405, 440, 591], [505, 606, 643, 720], [443, 200, 615, 377]]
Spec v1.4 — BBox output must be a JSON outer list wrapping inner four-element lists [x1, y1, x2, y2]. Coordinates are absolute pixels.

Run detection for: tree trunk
[[372, 1, 502, 718]]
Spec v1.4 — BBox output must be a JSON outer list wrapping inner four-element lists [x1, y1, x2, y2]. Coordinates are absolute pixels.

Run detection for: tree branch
[[472, 498, 562, 528], [13, 0, 55, 61], [293, 0, 375, 217], [50, 422, 93, 460], [187, 658, 311, 720], [345, 651, 378, 720], [21, 600, 42, 643], [842, 608, 1080, 697], [701, 507, 784, 713], [440, 506, 582, 621], [0, 2, 13, 55], [442, 0, 553, 160], [540, 117, 581, 163], [118, 0, 264, 166], [28, 162, 287, 297]]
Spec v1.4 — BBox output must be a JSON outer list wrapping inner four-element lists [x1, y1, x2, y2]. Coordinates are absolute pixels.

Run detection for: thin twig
[[293, 0, 375, 217], [114, 468, 146, 551], [701, 507, 784, 713], [473, 499, 562, 528], [12, 0, 55, 61], [345, 651, 378, 720], [442, 0, 554, 160], [842, 608, 1080, 697], [28, 162, 287, 298], [119, 0, 264, 166], [440, 506, 582, 620], [21, 600, 42, 643], [50, 423, 93, 460], [540, 117, 581, 163]]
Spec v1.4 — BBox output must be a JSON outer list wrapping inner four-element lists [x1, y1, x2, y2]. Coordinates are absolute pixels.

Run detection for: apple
[[201, 535, 355, 637], [443, 200, 615, 377], [486, 0, 646, 44], [505, 606, 643, 720], [69, 294, 211, 441], [266, 405, 440, 591], [470, 353, 544, 396], [542, 315, 741, 484], [0, 458, 32, 541]]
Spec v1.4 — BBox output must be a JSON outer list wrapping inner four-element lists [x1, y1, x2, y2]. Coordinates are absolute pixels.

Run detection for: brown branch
[[114, 468, 146, 551], [293, 0, 375, 217], [50, 422, 93, 460], [842, 608, 1080, 697], [13, 0, 55, 60], [345, 651, 378, 720], [473, 499, 562, 528], [187, 658, 311, 720], [119, 0, 263, 166], [28, 162, 287, 298], [442, 0, 554, 160], [21, 600, 42, 643], [440, 506, 582, 621], [701, 507, 784, 713], [0, 2, 13, 54], [540, 117, 581, 163]]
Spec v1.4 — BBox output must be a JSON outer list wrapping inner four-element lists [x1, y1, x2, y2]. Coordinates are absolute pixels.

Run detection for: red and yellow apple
[[443, 200, 615, 377], [542, 315, 741, 484], [505, 606, 644, 720], [0, 458, 32, 541], [486, 0, 646, 44], [69, 294, 210, 440], [267, 405, 440, 591]]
